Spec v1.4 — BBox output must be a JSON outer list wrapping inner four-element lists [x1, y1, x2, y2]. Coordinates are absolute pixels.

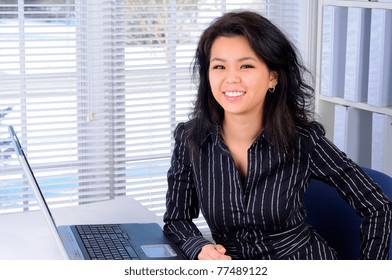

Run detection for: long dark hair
[[187, 11, 313, 154]]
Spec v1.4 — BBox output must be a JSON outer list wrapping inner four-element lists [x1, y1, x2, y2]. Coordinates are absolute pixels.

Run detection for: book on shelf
[[320, 6, 347, 98], [333, 105, 372, 167], [367, 9, 392, 107], [371, 113, 392, 177], [344, 7, 371, 102]]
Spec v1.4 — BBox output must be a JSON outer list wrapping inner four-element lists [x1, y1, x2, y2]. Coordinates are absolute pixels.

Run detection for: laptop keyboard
[[75, 224, 140, 260]]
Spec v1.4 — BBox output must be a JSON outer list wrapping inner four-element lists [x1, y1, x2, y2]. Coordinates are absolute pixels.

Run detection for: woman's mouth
[[224, 91, 245, 97]]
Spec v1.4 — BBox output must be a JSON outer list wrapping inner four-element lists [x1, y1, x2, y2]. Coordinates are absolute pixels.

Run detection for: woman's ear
[[269, 71, 278, 88]]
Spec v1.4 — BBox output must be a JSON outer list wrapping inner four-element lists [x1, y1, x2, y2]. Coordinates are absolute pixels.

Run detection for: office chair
[[304, 167, 392, 260]]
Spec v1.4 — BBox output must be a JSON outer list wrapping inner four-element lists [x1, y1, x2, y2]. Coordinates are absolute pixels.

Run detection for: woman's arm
[[308, 124, 392, 259], [163, 123, 213, 259]]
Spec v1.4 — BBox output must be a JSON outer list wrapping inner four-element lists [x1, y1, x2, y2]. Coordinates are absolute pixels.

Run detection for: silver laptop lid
[[7, 125, 69, 259]]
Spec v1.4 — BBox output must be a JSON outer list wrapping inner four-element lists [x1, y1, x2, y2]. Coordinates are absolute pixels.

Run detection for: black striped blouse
[[163, 121, 392, 260]]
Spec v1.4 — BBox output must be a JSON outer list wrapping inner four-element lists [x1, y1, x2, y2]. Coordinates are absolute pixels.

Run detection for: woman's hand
[[198, 244, 232, 260]]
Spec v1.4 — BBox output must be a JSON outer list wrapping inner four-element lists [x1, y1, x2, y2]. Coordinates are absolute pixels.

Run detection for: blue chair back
[[304, 167, 392, 260]]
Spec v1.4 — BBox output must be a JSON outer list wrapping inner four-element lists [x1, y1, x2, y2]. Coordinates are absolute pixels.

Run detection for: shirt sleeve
[[307, 123, 392, 259], [163, 123, 212, 259]]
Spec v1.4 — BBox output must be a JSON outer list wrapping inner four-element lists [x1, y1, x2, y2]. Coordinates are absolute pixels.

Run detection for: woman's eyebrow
[[210, 57, 225, 63], [238, 57, 257, 62], [210, 56, 257, 62]]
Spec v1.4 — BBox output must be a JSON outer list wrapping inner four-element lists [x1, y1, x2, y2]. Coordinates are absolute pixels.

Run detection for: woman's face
[[208, 36, 277, 119]]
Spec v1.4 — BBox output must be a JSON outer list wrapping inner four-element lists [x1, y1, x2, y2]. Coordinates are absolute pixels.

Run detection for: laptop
[[7, 125, 186, 260]]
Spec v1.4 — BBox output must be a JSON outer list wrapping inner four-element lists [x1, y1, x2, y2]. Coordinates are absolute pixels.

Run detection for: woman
[[163, 11, 392, 260]]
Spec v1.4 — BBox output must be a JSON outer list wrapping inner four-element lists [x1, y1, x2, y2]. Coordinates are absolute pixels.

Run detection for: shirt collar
[[200, 123, 271, 147]]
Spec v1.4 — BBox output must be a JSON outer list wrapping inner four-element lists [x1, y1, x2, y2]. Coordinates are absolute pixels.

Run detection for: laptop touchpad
[[140, 244, 178, 258]]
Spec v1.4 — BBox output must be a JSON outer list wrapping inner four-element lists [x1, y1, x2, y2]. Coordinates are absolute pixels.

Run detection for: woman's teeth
[[225, 91, 245, 97]]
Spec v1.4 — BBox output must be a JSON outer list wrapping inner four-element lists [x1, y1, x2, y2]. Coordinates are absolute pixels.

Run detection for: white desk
[[0, 196, 162, 260]]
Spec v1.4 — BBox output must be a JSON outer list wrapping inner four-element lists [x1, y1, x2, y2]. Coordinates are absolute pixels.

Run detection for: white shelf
[[319, 95, 392, 117]]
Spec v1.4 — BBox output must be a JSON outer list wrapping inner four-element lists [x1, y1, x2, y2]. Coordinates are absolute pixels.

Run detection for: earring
[[268, 86, 276, 93]]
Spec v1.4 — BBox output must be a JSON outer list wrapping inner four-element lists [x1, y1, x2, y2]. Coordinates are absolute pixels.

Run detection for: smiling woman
[[163, 10, 392, 260]]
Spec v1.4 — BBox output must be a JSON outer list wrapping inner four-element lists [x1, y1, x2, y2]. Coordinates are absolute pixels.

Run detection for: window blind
[[0, 0, 308, 232]]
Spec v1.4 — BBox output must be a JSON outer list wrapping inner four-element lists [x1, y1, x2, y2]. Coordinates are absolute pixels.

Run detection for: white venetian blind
[[0, 0, 307, 227]]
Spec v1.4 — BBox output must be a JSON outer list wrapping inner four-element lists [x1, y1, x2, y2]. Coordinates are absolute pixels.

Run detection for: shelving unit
[[314, 0, 392, 175], [315, 0, 392, 136]]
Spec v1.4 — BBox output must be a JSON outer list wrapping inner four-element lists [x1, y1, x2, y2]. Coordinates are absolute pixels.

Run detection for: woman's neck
[[220, 114, 263, 179], [221, 114, 263, 146]]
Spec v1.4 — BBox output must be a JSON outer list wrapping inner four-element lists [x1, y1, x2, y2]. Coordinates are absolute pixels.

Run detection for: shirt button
[[245, 235, 253, 242]]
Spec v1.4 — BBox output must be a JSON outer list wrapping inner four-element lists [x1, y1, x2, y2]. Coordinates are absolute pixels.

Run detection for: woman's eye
[[212, 65, 224, 70], [241, 64, 254, 69]]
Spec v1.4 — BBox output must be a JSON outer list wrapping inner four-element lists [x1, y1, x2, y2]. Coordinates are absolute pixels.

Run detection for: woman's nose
[[225, 69, 240, 83]]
